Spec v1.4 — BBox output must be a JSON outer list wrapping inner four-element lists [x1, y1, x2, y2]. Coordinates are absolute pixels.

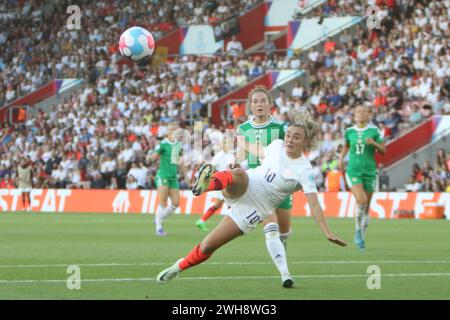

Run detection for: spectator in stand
[[422, 160, 434, 180], [325, 166, 346, 192], [91, 172, 108, 189], [422, 177, 434, 192], [263, 35, 276, 60], [51, 164, 66, 188], [226, 35, 244, 57], [412, 163, 424, 183], [405, 176, 422, 192], [378, 122, 391, 141], [434, 148, 447, 172], [378, 164, 390, 191], [408, 104, 424, 125], [0, 174, 14, 189], [447, 151, 450, 172]]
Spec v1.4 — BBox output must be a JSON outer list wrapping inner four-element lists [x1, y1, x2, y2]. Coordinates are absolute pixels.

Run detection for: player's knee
[[357, 196, 368, 206], [231, 168, 246, 179], [354, 192, 368, 206]]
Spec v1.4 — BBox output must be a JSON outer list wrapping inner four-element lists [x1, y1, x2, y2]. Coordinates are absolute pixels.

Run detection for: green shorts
[[155, 176, 180, 189], [345, 172, 377, 193], [277, 194, 293, 210]]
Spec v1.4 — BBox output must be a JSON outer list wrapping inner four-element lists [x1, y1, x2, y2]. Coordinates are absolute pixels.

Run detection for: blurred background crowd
[[0, 0, 449, 192]]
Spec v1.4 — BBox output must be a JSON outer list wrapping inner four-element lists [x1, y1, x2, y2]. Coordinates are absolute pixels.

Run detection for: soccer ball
[[119, 26, 155, 62]]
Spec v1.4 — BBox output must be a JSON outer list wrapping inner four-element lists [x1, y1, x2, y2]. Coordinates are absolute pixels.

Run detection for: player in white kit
[[157, 112, 347, 288], [195, 134, 238, 232]]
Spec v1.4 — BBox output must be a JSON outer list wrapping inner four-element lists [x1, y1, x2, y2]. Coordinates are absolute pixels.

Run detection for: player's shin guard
[[264, 223, 290, 277], [362, 213, 370, 239], [355, 204, 367, 231], [207, 171, 233, 191], [178, 244, 212, 270]]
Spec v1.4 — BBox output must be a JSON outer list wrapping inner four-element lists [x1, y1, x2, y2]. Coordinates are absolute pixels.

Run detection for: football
[[119, 26, 155, 62]]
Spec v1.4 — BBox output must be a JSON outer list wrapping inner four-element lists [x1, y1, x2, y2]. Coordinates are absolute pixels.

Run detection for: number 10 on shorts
[[246, 210, 261, 225]]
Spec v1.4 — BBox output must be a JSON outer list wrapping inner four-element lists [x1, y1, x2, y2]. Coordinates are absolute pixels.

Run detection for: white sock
[[264, 223, 290, 277], [362, 213, 370, 239], [355, 204, 367, 232], [155, 204, 165, 230], [162, 204, 177, 220]]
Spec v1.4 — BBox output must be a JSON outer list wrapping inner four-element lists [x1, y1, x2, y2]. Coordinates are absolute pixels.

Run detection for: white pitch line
[[1, 273, 450, 284], [0, 260, 449, 269]]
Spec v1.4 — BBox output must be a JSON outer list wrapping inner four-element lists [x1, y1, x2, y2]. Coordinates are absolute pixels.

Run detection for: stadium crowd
[[0, 0, 262, 104], [401, 149, 450, 193], [0, 0, 449, 192], [270, 0, 450, 191]]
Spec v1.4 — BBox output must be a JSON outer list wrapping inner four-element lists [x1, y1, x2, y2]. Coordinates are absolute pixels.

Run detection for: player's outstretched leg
[[192, 165, 247, 198], [156, 258, 184, 283], [157, 242, 213, 283], [157, 215, 242, 283], [192, 164, 214, 196]]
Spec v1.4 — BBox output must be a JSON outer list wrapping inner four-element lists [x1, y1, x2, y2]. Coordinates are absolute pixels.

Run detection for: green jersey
[[238, 116, 288, 168], [345, 124, 384, 176], [155, 139, 182, 178]]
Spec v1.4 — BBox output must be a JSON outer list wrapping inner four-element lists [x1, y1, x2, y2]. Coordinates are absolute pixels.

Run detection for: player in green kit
[[339, 105, 386, 249], [237, 86, 292, 248], [151, 122, 184, 236]]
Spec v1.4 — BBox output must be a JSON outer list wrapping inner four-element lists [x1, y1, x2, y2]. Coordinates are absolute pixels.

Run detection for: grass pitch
[[0, 212, 449, 300]]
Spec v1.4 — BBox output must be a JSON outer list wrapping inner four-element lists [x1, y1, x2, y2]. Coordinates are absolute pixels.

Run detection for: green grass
[[0, 212, 449, 299]]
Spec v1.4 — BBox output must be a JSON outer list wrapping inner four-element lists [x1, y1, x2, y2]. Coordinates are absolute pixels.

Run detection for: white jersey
[[225, 139, 317, 232], [212, 150, 236, 171]]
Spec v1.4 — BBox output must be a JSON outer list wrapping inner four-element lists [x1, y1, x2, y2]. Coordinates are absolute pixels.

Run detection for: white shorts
[[227, 202, 264, 234], [19, 188, 32, 193], [224, 175, 273, 234]]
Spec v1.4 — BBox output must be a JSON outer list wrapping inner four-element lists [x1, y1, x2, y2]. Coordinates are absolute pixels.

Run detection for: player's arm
[[236, 135, 265, 160], [149, 152, 160, 161], [365, 138, 386, 155], [338, 143, 349, 172], [149, 143, 162, 161], [235, 146, 247, 164], [306, 193, 347, 247]]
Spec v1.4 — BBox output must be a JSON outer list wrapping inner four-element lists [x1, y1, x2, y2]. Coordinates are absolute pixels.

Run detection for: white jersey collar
[[352, 124, 369, 132], [250, 115, 273, 128]]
